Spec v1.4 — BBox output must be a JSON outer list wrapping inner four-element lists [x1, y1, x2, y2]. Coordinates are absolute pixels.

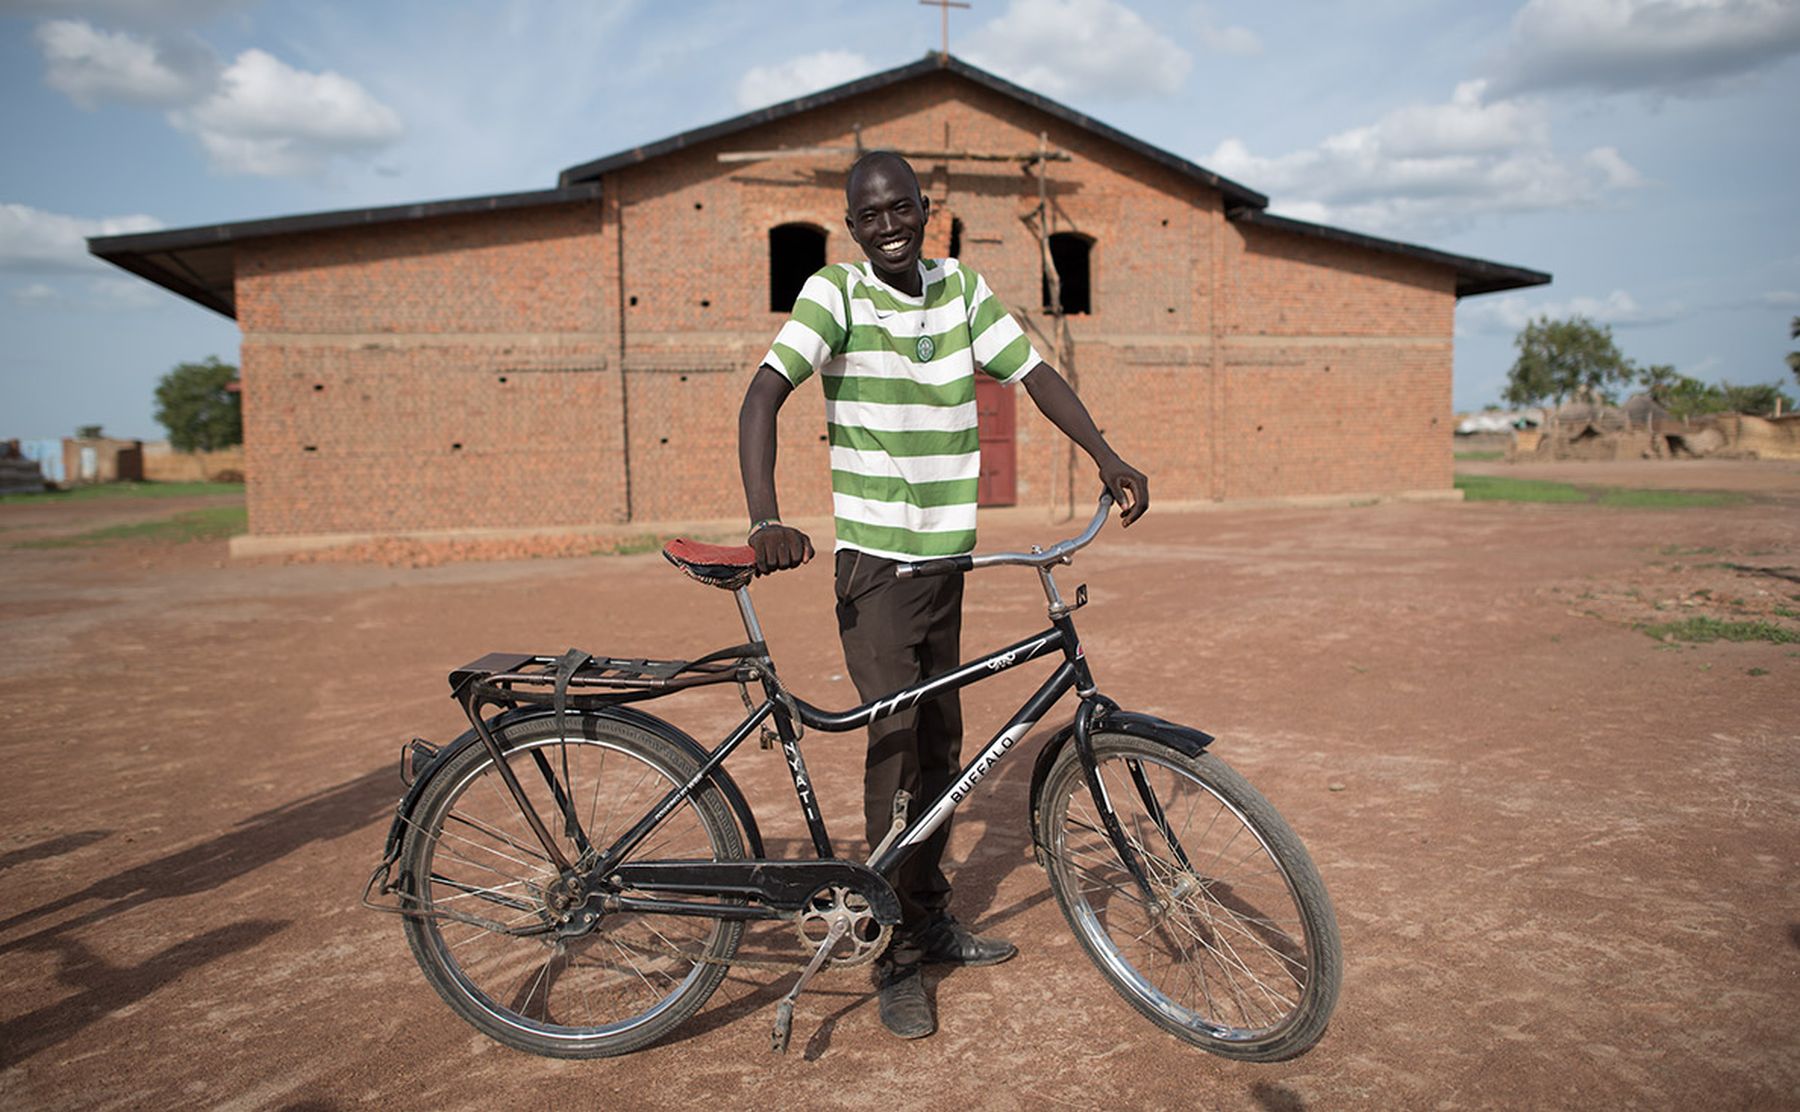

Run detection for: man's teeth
[[881, 239, 907, 252]]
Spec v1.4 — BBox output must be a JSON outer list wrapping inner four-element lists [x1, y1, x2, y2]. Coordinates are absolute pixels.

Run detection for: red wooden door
[[975, 375, 1017, 506]]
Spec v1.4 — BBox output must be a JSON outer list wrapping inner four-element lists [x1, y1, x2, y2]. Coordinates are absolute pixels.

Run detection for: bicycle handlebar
[[896, 492, 1116, 580]]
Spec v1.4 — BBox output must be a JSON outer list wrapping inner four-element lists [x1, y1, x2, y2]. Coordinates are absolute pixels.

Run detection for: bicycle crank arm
[[772, 917, 847, 1054], [603, 860, 903, 924]]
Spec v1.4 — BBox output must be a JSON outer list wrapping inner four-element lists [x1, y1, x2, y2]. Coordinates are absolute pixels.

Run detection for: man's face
[[845, 158, 930, 285]]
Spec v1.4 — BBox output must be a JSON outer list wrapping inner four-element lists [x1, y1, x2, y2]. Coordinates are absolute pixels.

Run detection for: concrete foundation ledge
[[228, 487, 1463, 560], [226, 515, 819, 560]]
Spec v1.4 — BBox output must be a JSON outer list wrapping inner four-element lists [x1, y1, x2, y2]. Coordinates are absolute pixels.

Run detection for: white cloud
[[0, 202, 162, 273], [34, 18, 219, 108], [962, 0, 1191, 98], [8, 276, 162, 310], [1207, 80, 1643, 236], [1191, 3, 1261, 56], [10, 282, 61, 306], [734, 50, 873, 110], [1458, 288, 1685, 335], [170, 48, 404, 176], [1490, 0, 1800, 97]]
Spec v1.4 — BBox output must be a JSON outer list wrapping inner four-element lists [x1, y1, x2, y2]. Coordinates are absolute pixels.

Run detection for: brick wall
[[233, 70, 1461, 539], [1216, 222, 1456, 498], [236, 203, 624, 535]]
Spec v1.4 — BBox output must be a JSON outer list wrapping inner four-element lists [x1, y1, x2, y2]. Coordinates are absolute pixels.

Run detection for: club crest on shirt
[[916, 335, 934, 362]]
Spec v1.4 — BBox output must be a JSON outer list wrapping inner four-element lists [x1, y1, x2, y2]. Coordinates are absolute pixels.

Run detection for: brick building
[[92, 54, 1547, 550]]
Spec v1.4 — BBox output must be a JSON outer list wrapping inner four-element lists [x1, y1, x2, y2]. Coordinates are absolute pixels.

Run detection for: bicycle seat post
[[732, 586, 766, 646]]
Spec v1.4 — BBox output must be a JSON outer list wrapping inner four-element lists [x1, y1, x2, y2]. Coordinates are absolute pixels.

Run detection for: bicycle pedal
[[770, 1001, 793, 1054]]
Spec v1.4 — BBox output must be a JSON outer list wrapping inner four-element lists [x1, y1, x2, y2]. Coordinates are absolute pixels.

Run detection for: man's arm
[[738, 364, 816, 572], [1020, 365, 1150, 525]]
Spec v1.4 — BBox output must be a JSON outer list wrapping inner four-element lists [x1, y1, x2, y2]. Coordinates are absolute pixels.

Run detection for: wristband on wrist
[[748, 518, 781, 540]]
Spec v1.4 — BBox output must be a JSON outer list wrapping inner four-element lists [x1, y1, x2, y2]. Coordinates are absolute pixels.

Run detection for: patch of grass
[[1661, 544, 1721, 556], [0, 480, 244, 505], [1774, 606, 1800, 620], [1639, 616, 1800, 645], [1453, 450, 1505, 462], [12, 505, 247, 548], [1597, 487, 1746, 509], [1457, 476, 1750, 509], [1455, 475, 1588, 502], [1748, 668, 1769, 677]]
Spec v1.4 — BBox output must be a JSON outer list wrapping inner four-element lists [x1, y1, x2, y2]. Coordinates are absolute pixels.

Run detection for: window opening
[[1042, 232, 1092, 315], [769, 223, 827, 312]]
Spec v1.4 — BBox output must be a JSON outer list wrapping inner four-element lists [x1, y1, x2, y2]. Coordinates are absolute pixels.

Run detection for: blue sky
[[4, 0, 1798, 440]]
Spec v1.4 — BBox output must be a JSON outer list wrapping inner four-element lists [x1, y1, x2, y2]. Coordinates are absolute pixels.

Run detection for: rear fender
[[378, 703, 765, 866], [1027, 709, 1215, 862]]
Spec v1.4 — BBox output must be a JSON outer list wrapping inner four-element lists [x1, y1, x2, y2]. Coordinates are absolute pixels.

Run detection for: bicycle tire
[[398, 712, 745, 1058], [1037, 733, 1341, 1061]]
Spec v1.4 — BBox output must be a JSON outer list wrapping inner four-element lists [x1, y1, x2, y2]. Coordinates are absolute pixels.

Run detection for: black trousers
[[833, 548, 964, 953]]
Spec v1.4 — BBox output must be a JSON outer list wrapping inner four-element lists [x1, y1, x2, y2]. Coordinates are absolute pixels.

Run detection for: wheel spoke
[[1042, 739, 1338, 1057], [400, 727, 745, 1056]]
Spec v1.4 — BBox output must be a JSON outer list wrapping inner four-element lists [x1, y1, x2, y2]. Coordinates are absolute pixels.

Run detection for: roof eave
[[86, 182, 604, 320], [88, 183, 604, 258], [557, 53, 1269, 210], [1229, 208, 1551, 297]]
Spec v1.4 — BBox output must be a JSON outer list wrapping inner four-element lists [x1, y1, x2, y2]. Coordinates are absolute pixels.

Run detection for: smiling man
[[738, 150, 1147, 1039]]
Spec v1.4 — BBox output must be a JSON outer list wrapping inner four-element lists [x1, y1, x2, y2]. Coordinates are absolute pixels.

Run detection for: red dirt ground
[[2, 461, 1797, 1110]]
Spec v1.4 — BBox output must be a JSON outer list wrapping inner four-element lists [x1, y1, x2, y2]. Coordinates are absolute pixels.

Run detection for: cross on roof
[[920, 0, 972, 58]]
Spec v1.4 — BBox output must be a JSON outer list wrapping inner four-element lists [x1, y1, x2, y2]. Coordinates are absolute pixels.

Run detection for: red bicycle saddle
[[662, 538, 757, 590]]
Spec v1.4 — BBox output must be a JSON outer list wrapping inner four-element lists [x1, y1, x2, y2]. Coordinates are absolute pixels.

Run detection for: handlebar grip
[[896, 555, 974, 579]]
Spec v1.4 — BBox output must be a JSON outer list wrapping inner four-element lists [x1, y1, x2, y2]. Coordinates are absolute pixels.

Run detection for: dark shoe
[[916, 914, 1018, 967], [874, 962, 935, 1039]]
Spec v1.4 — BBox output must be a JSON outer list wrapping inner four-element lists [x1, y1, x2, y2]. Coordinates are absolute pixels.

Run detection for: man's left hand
[[1099, 458, 1149, 526]]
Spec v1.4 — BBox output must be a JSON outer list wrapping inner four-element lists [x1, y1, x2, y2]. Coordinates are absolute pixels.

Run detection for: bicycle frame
[[458, 495, 1162, 920]]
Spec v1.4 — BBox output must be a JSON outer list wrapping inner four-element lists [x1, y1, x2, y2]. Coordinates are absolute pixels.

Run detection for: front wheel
[[398, 712, 745, 1058], [1037, 733, 1341, 1061]]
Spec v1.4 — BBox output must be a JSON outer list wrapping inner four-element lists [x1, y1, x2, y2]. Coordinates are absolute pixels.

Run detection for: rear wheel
[[1037, 733, 1341, 1061], [398, 713, 744, 1058]]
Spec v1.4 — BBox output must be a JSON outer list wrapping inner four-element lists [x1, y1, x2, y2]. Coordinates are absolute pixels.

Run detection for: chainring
[[796, 885, 892, 968]]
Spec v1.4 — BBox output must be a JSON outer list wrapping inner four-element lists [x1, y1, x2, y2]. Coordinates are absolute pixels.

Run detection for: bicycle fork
[[1072, 696, 1168, 916]]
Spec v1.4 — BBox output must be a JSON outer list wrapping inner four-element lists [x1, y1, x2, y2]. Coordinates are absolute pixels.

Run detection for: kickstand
[[771, 918, 848, 1053]]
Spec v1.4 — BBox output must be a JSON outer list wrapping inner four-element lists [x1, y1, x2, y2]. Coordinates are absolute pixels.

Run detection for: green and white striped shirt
[[763, 259, 1041, 560]]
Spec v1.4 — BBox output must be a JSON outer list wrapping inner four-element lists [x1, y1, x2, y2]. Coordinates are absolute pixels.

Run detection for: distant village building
[[92, 55, 1548, 551]]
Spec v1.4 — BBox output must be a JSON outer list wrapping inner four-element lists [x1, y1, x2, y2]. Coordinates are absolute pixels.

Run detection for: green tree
[[1660, 376, 1724, 420], [1718, 381, 1795, 417], [153, 356, 241, 452], [1502, 315, 1634, 409], [1636, 363, 1683, 403]]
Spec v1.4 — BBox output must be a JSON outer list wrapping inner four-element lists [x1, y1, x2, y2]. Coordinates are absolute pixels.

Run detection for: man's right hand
[[749, 523, 814, 575]]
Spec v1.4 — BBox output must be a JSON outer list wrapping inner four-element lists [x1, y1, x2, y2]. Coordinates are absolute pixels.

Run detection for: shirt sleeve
[[964, 266, 1043, 385], [761, 267, 849, 387]]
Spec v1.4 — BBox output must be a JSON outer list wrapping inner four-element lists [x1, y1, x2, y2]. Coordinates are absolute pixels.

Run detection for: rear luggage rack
[[450, 645, 762, 707]]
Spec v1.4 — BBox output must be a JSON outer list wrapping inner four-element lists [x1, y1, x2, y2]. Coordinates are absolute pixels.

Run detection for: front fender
[[1027, 708, 1215, 860]]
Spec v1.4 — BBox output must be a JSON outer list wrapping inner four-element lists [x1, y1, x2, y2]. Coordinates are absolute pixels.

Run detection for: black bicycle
[[364, 493, 1341, 1060]]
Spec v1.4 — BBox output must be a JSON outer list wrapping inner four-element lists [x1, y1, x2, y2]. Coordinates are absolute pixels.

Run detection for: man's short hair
[[845, 150, 920, 205]]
